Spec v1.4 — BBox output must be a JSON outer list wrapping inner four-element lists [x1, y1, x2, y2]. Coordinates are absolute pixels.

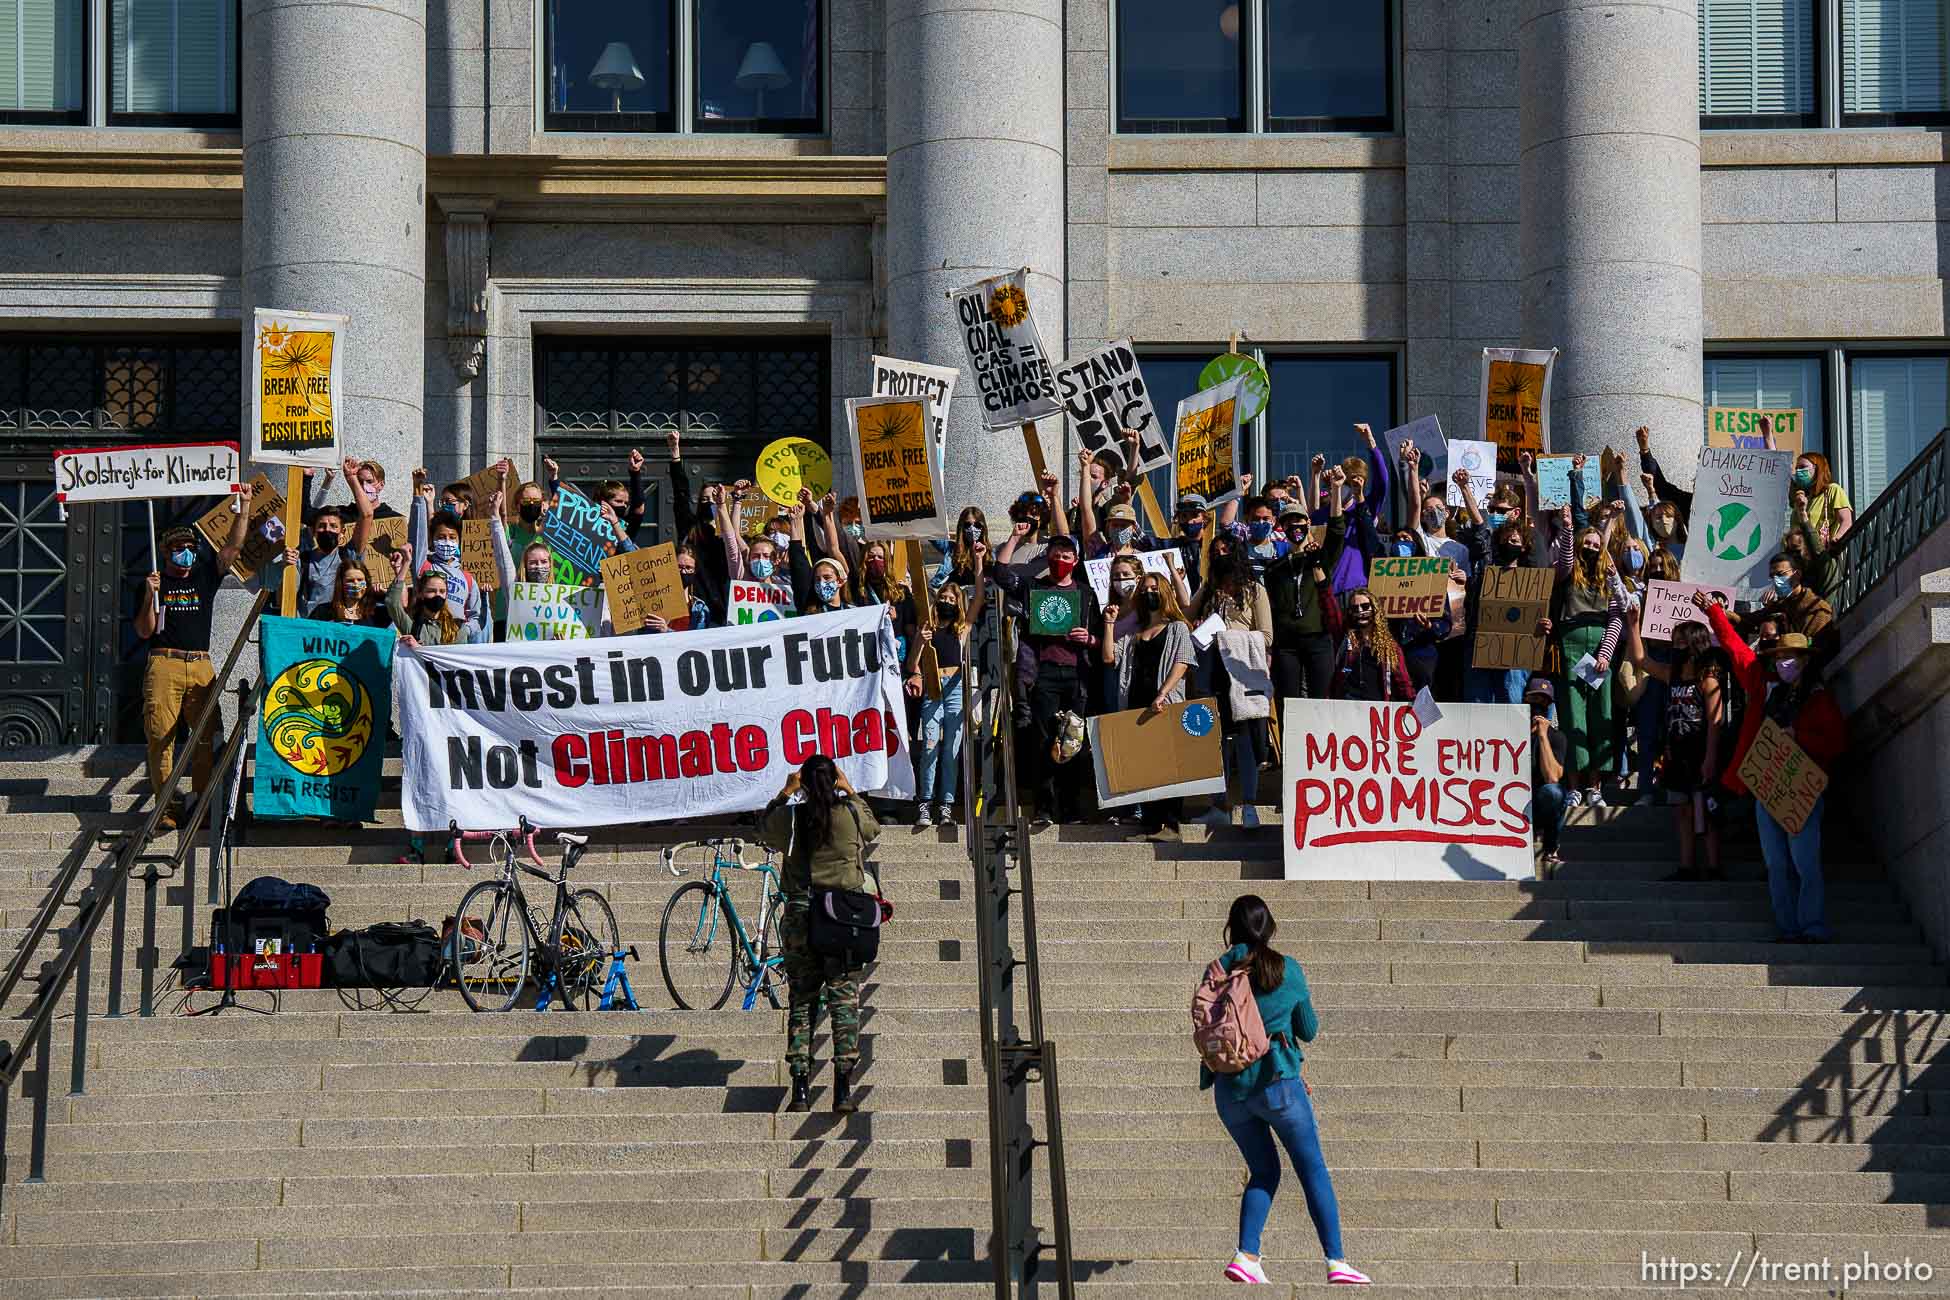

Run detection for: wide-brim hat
[[1761, 633, 1814, 657]]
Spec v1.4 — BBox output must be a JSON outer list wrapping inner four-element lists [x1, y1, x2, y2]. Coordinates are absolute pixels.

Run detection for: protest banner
[[460, 518, 500, 592], [1088, 698, 1227, 809], [506, 581, 603, 642], [1083, 547, 1186, 606], [1737, 717, 1829, 836], [1480, 347, 1556, 467], [872, 354, 958, 453], [254, 615, 393, 822], [1368, 555, 1450, 619], [197, 472, 287, 581], [1171, 376, 1246, 507], [1054, 339, 1169, 474], [397, 604, 912, 829], [1198, 352, 1270, 423], [1535, 455, 1600, 511], [1027, 586, 1084, 637], [360, 516, 410, 590], [1681, 446, 1792, 591], [846, 395, 948, 540], [1641, 580, 1737, 642], [602, 542, 688, 634], [729, 578, 797, 625], [456, 462, 511, 521], [1283, 698, 1534, 880], [1472, 566, 1552, 672], [251, 308, 345, 469], [1708, 406, 1804, 455], [540, 485, 612, 578], [1446, 438, 1497, 510], [756, 436, 833, 507], [952, 270, 1061, 429], [1382, 415, 1445, 471], [54, 441, 238, 504]]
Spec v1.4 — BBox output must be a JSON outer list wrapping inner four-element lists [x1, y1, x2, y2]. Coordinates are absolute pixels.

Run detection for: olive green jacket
[[762, 793, 880, 899]]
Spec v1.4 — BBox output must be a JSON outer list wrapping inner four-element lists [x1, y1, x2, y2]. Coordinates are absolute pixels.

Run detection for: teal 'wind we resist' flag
[[254, 615, 394, 821]]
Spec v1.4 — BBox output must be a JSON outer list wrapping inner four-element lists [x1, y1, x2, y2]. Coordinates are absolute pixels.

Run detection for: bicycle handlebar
[[447, 819, 544, 872], [663, 837, 774, 878]]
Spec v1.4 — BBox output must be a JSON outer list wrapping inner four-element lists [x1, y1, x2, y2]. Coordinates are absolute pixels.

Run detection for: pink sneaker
[[1327, 1260, 1371, 1285], [1224, 1252, 1270, 1283]]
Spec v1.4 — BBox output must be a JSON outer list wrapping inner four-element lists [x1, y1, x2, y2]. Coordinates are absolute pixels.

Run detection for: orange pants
[[143, 654, 216, 802]]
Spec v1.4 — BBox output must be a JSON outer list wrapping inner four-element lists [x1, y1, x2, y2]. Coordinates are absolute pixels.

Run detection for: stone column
[[885, 0, 1066, 523], [241, 0, 427, 510], [1519, 0, 1702, 484]]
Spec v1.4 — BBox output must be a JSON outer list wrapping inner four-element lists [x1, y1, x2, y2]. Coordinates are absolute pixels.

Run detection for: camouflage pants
[[780, 903, 861, 1075]]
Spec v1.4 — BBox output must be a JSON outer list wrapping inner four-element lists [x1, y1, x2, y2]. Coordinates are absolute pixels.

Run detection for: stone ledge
[[1108, 134, 1406, 173], [1704, 128, 1950, 168]]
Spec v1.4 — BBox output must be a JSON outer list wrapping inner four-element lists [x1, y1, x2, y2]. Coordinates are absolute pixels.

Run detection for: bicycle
[[658, 837, 787, 1012], [447, 818, 622, 1013]]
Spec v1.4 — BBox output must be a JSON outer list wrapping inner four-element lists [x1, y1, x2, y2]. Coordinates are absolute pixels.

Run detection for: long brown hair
[[1571, 526, 1616, 591], [330, 559, 375, 622], [1224, 894, 1285, 994], [854, 541, 903, 608], [412, 571, 463, 644], [1140, 571, 1188, 627], [950, 507, 988, 578], [1342, 586, 1401, 675]]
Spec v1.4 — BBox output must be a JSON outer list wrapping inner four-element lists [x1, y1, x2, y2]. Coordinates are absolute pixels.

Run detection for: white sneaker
[[1583, 787, 1606, 809], [1564, 789, 1585, 808], [1224, 1253, 1270, 1284], [914, 804, 933, 828], [1241, 805, 1261, 829], [1327, 1260, 1371, 1285]]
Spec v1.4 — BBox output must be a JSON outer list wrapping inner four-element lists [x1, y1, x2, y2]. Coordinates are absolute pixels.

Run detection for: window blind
[[1704, 356, 1827, 455], [1699, 0, 1818, 116], [113, 0, 237, 116], [1850, 356, 1948, 504], [1, 0, 82, 112], [1843, 0, 1950, 114]]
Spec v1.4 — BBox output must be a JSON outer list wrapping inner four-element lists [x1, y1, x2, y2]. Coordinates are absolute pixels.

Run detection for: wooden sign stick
[[1020, 419, 1049, 483], [280, 466, 304, 616], [1134, 479, 1170, 540]]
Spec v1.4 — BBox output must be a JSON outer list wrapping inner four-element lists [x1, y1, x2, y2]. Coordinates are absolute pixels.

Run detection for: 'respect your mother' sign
[[398, 604, 913, 830], [1283, 699, 1534, 881]]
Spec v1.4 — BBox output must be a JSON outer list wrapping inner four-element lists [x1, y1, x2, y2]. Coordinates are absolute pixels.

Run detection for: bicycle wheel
[[740, 895, 788, 1011], [452, 880, 532, 1013], [557, 887, 622, 1009], [659, 880, 736, 1010]]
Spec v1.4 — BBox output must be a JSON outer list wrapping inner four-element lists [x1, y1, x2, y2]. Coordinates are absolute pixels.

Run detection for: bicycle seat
[[557, 832, 590, 847]]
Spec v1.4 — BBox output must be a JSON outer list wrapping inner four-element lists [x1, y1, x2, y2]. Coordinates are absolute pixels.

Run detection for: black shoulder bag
[[805, 802, 884, 971]]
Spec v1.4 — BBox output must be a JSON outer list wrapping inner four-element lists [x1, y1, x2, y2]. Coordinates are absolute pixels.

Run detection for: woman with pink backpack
[[1195, 894, 1369, 1286]]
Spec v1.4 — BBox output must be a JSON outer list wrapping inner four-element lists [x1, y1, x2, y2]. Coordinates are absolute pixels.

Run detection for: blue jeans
[[1634, 675, 1670, 791], [1215, 1075, 1344, 1260], [1534, 782, 1568, 855], [1467, 666, 1530, 705], [1758, 796, 1829, 940], [916, 683, 965, 806]]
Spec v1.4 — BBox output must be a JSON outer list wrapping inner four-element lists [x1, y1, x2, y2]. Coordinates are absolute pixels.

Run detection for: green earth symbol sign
[[1704, 501, 1765, 563]]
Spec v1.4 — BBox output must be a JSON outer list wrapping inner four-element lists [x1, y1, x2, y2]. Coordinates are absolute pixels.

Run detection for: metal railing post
[[104, 865, 128, 1019], [69, 901, 93, 1097], [24, 1017, 51, 1183]]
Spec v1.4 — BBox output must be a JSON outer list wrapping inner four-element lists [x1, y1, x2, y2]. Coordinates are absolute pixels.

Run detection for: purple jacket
[[1313, 441, 1390, 596]]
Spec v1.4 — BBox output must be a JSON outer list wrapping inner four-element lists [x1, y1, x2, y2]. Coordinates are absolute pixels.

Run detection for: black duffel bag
[[807, 887, 882, 970], [323, 921, 441, 989]]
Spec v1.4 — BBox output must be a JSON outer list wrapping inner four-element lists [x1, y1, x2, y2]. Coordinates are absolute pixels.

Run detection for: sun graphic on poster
[[988, 282, 1030, 329], [258, 320, 334, 422], [261, 658, 373, 778], [1491, 361, 1541, 408], [859, 400, 923, 450]]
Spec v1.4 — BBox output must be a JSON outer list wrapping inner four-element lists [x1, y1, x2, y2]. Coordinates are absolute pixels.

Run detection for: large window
[[545, 1, 823, 135], [1, 0, 237, 126], [1704, 353, 1829, 456], [1700, 0, 1950, 128], [1, 0, 86, 123], [1115, 0, 1394, 135]]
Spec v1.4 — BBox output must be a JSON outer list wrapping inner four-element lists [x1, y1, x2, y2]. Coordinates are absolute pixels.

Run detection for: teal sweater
[[1199, 944, 1320, 1102]]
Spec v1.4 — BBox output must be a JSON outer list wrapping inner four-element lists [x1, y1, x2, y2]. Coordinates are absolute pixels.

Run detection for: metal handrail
[[1836, 428, 1948, 617]]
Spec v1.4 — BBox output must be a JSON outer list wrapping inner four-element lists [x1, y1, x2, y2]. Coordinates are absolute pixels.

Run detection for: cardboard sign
[[1083, 548, 1186, 606], [1054, 339, 1169, 474], [729, 578, 797, 625], [1681, 447, 1792, 591], [846, 395, 948, 540], [1368, 555, 1450, 619], [1641, 580, 1737, 642], [459, 518, 500, 592], [196, 472, 286, 581], [602, 542, 689, 633], [1446, 438, 1498, 510], [1027, 586, 1083, 637], [251, 308, 346, 468], [1480, 347, 1555, 466], [756, 437, 833, 507], [1197, 353, 1270, 423], [506, 581, 602, 642], [1089, 698, 1227, 809], [540, 485, 613, 578], [54, 441, 238, 503], [1738, 716, 1829, 835], [360, 516, 409, 590], [1283, 698, 1534, 880], [1708, 407, 1805, 455], [952, 270, 1062, 429], [1472, 565, 1552, 672], [1535, 455, 1600, 512], [456, 462, 511, 522], [1382, 414, 1446, 473], [1171, 376, 1246, 507], [872, 355, 959, 451]]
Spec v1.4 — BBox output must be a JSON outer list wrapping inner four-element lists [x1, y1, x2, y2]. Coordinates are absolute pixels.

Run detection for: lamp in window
[[735, 42, 791, 120], [589, 42, 645, 113]]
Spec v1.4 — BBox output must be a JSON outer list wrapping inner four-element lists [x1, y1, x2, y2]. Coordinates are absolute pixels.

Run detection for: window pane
[[1265, 1, 1391, 131], [1117, 0, 1247, 134], [1842, 0, 1950, 118], [0, 0, 84, 116], [1263, 356, 1395, 484], [695, 0, 821, 133], [1702, 354, 1827, 456], [1850, 354, 1948, 504], [546, 0, 676, 131], [1698, 0, 1818, 123], [112, 0, 238, 118]]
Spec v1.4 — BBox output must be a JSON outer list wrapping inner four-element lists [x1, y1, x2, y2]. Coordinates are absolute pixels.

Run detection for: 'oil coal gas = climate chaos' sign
[[951, 270, 1061, 430]]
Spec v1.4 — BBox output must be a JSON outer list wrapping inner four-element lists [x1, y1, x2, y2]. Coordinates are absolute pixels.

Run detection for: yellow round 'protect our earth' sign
[[756, 436, 834, 506]]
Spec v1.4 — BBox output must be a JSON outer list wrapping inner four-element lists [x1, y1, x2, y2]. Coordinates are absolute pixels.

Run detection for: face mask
[[1285, 525, 1309, 543], [431, 539, 460, 564], [525, 565, 552, 583], [749, 558, 775, 581], [1181, 519, 1204, 537], [678, 570, 695, 588], [1792, 468, 1814, 489], [845, 522, 865, 540], [1487, 512, 1509, 531], [1422, 509, 1445, 532], [1775, 658, 1805, 684], [1650, 516, 1675, 538], [1529, 702, 1551, 718], [362, 482, 381, 503], [519, 503, 543, 525], [1247, 521, 1273, 543], [1138, 591, 1162, 614], [1771, 573, 1794, 597], [1110, 526, 1133, 547], [962, 524, 982, 542], [1048, 555, 1076, 580], [1580, 545, 1601, 563], [170, 547, 196, 568], [867, 558, 887, 576], [1393, 541, 1414, 558], [1353, 606, 1375, 623], [815, 578, 841, 602], [768, 531, 790, 550], [420, 594, 447, 613], [444, 501, 467, 517], [313, 531, 340, 553], [1625, 549, 1645, 573], [935, 600, 958, 620], [1112, 579, 1137, 598]]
